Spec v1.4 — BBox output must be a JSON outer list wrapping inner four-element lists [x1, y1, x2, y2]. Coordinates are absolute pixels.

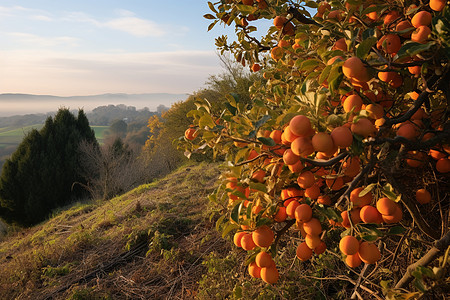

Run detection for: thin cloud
[[8, 32, 80, 48]]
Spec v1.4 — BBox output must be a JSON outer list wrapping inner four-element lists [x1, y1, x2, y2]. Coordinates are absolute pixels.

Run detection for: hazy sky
[[0, 1, 245, 97]]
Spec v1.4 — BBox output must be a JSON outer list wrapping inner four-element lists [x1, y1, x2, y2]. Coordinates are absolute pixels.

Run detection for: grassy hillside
[[0, 162, 226, 299]]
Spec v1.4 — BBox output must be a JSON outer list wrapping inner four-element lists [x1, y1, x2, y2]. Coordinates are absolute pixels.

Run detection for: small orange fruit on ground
[[294, 204, 313, 223], [360, 205, 383, 224], [261, 266, 279, 284], [252, 225, 275, 248], [350, 187, 373, 207], [358, 242, 381, 264], [296, 241, 313, 261], [376, 197, 397, 215], [241, 233, 257, 250], [234, 231, 247, 248], [255, 251, 274, 268], [346, 253, 362, 268], [430, 0, 446, 11], [274, 206, 288, 222], [248, 261, 262, 278], [411, 26, 431, 43], [303, 218, 322, 235], [411, 11, 432, 28], [343, 94, 363, 113], [436, 158, 450, 173], [339, 235, 360, 255], [415, 189, 431, 204], [297, 171, 315, 189]]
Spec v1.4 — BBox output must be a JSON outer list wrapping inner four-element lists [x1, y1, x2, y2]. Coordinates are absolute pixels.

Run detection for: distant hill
[[0, 93, 187, 117]]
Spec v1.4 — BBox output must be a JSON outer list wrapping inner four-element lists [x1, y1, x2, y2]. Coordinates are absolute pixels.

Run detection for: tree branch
[[287, 7, 320, 26], [395, 231, 450, 289]]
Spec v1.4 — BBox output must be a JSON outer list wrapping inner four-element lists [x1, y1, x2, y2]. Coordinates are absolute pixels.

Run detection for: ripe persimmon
[[261, 266, 279, 284], [415, 188, 431, 204], [241, 233, 257, 250], [382, 206, 403, 224], [303, 218, 322, 235], [360, 205, 383, 224], [296, 241, 313, 261], [294, 204, 313, 223], [346, 253, 362, 268], [314, 241, 327, 255], [252, 225, 274, 248], [358, 242, 381, 264], [297, 171, 315, 189], [305, 234, 322, 249], [283, 149, 300, 165], [341, 209, 362, 228], [350, 187, 373, 207], [339, 235, 359, 255], [234, 231, 247, 248], [248, 261, 262, 278], [331, 126, 353, 148], [396, 20, 414, 38], [351, 118, 376, 137], [411, 11, 432, 28], [377, 34, 401, 54], [333, 38, 347, 51], [430, 0, 446, 11], [273, 16, 287, 29], [343, 56, 370, 82], [290, 115, 312, 137], [411, 26, 431, 44], [304, 184, 320, 200], [343, 94, 363, 113], [255, 251, 274, 268], [286, 200, 300, 218], [185, 127, 198, 140], [436, 158, 450, 173], [274, 206, 288, 222], [376, 197, 397, 215], [312, 132, 334, 153], [251, 63, 261, 72]]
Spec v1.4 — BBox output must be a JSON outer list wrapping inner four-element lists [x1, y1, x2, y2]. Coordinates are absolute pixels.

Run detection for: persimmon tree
[[181, 0, 449, 298]]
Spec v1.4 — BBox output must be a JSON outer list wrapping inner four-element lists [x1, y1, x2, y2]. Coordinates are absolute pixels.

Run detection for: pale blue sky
[[0, 1, 250, 96]]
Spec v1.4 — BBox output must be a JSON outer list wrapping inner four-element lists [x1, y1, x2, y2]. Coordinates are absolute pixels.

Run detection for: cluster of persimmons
[[184, 0, 449, 286]]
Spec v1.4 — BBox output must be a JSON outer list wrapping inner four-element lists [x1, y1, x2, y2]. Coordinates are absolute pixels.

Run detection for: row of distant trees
[[0, 56, 258, 226]]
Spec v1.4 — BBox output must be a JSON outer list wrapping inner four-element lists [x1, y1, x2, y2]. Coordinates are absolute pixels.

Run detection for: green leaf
[[356, 36, 377, 59], [358, 183, 377, 197], [222, 222, 239, 238], [254, 115, 271, 129], [225, 102, 237, 115], [216, 214, 226, 232], [235, 4, 257, 15], [230, 201, 243, 224], [382, 189, 398, 201], [257, 137, 276, 146], [319, 65, 332, 85], [249, 182, 267, 193], [299, 59, 320, 72], [388, 225, 407, 235], [204, 14, 216, 20], [361, 234, 378, 241], [208, 2, 217, 14], [199, 114, 216, 128], [395, 42, 434, 61], [304, 1, 318, 8], [207, 20, 218, 31]]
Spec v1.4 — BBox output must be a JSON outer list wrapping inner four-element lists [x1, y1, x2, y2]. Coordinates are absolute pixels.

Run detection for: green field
[[0, 125, 109, 148]]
